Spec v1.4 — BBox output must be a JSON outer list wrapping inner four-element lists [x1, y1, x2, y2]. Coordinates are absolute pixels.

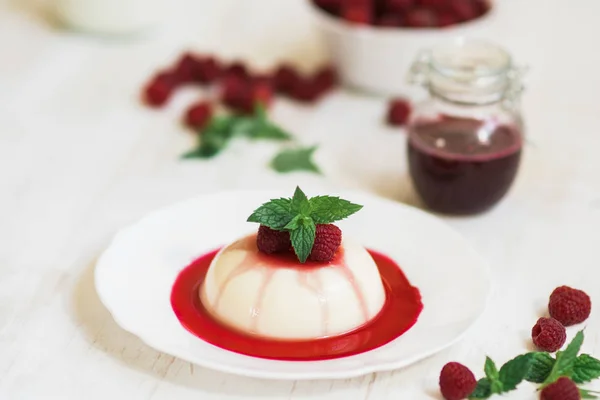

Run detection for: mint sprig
[[542, 330, 584, 386], [270, 145, 321, 174], [182, 104, 292, 160], [247, 186, 363, 263], [469, 355, 532, 399]]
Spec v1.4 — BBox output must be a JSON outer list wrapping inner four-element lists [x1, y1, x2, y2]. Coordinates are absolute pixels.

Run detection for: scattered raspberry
[[439, 362, 477, 400], [251, 77, 274, 109], [540, 377, 580, 400], [184, 102, 213, 130], [314, 66, 338, 93], [224, 61, 250, 80], [174, 53, 199, 83], [309, 224, 342, 262], [257, 225, 291, 254], [387, 98, 412, 126], [274, 64, 300, 94], [221, 76, 255, 114], [289, 78, 323, 103], [195, 56, 222, 84], [548, 286, 592, 326], [406, 8, 438, 27], [531, 317, 566, 352], [143, 72, 177, 107]]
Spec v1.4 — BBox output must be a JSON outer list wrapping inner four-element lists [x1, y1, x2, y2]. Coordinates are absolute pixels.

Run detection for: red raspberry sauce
[[171, 249, 423, 361]]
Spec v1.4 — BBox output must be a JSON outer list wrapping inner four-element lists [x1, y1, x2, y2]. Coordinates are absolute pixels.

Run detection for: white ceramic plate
[[95, 190, 491, 380]]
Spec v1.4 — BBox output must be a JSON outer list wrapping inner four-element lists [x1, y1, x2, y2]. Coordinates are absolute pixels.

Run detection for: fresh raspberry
[[439, 362, 477, 400], [195, 56, 222, 84], [448, 0, 478, 22], [387, 98, 412, 126], [221, 76, 254, 114], [224, 61, 250, 80], [438, 12, 459, 27], [417, 0, 449, 10], [184, 102, 213, 130], [274, 64, 300, 94], [314, 66, 339, 93], [257, 225, 291, 254], [309, 224, 342, 262], [174, 53, 199, 83], [384, 0, 415, 13], [288, 78, 323, 103], [143, 72, 177, 107], [313, 0, 342, 14], [341, 4, 373, 24], [251, 78, 274, 109], [376, 13, 405, 27], [548, 286, 592, 326], [406, 8, 438, 27], [531, 317, 567, 352], [540, 377, 580, 400]]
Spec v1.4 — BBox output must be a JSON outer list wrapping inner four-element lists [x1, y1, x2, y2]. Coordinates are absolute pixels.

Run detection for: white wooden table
[[1, 0, 600, 398]]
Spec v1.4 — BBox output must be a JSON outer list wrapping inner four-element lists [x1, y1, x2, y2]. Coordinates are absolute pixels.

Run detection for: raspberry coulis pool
[[171, 248, 423, 361]]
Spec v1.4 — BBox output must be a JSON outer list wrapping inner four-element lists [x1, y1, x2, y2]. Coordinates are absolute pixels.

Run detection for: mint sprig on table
[[247, 186, 362, 263], [469, 330, 600, 399], [270, 145, 320, 174], [182, 104, 292, 159]]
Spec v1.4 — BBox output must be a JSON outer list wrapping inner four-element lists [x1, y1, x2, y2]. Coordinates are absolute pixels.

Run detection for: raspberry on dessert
[[274, 64, 301, 94], [257, 225, 291, 254], [531, 317, 567, 352], [548, 286, 592, 326], [540, 377, 581, 400], [406, 8, 438, 27], [195, 56, 222, 84], [309, 224, 342, 262], [143, 72, 177, 107], [439, 362, 477, 400], [221, 76, 255, 114], [387, 98, 412, 126], [184, 102, 213, 130]]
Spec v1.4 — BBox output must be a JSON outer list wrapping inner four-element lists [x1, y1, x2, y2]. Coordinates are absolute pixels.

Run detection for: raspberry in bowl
[[307, 0, 498, 96]]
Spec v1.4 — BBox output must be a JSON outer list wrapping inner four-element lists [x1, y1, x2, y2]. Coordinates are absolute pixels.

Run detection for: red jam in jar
[[406, 39, 527, 215]]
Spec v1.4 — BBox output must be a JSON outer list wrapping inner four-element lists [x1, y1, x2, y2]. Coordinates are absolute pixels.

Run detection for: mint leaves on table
[[182, 104, 292, 160], [469, 354, 533, 398], [270, 145, 320, 174], [469, 331, 600, 399], [247, 186, 362, 262]]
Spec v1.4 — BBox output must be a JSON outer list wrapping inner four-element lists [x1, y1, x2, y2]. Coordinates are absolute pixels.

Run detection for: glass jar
[[406, 39, 526, 215]]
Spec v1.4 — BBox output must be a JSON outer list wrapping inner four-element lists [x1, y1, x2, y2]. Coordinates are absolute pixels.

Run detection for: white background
[[1, 0, 600, 398]]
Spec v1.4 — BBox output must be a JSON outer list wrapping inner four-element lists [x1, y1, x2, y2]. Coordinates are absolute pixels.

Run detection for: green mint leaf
[[290, 186, 311, 216], [270, 146, 321, 174], [573, 354, 600, 384], [544, 330, 585, 385], [484, 357, 503, 394], [254, 103, 268, 121], [525, 352, 555, 383], [498, 353, 533, 392], [290, 218, 316, 263], [580, 388, 600, 399], [183, 115, 239, 159], [229, 116, 259, 137], [469, 378, 491, 399], [283, 214, 302, 230], [247, 198, 294, 230], [248, 121, 292, 140], [309, 196, 363, 224]]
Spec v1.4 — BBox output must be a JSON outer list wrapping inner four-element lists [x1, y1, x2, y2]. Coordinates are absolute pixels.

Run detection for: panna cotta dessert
[[199, 186, 387, 340]]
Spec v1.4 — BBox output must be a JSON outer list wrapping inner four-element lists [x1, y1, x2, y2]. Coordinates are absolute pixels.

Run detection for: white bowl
[[308, 2, 499, 97]]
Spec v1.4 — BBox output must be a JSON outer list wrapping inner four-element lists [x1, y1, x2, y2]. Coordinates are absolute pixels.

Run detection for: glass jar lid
[[408, 38, 526, 105]]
